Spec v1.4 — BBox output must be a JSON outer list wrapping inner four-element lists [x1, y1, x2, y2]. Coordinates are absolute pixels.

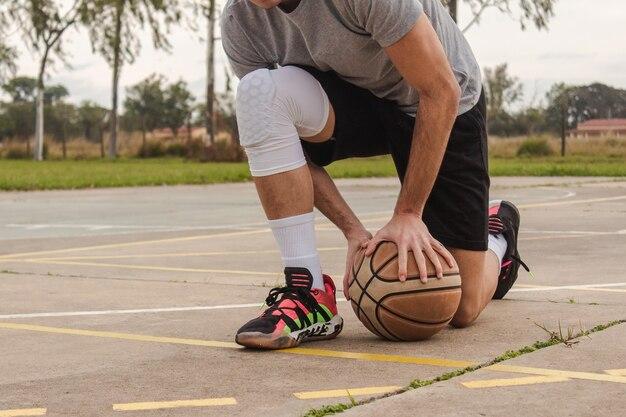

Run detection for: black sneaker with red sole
[[489, 200, 532, 299]]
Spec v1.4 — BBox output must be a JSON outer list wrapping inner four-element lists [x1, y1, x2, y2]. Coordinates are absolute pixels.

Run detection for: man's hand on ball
[[343, 228, 372, 300], [364, 213, 455, 283]]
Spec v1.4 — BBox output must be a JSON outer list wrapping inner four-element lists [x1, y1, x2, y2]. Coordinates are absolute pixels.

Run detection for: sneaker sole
[[235, 315, 343, 350]]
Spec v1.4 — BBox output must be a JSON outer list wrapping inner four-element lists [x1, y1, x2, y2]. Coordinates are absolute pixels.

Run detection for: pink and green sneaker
[[235, 267, 343, 350]]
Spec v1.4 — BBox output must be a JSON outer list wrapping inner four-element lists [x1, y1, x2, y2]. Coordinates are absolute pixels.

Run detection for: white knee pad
[[236, 66, 330, 177]]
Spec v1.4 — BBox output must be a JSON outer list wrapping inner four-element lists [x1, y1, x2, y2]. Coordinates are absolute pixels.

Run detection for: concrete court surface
[[0, 176, 625, 417]]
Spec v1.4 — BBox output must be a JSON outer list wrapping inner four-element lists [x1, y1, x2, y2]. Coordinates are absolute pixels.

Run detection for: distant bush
[[3, 143, 48, 159], [517, 138, 554, 157], [5, 147, 30, 159], [201, 139, 246, 162], [137, 142, 165, 158], [165, 142, 187, 157]]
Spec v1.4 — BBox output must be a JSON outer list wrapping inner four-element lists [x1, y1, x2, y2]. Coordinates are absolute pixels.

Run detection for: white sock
[[268, 212, 324, 290], [488, 234, 508, 268]]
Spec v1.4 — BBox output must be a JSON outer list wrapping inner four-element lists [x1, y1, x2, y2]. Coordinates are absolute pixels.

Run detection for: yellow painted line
[[23, 259, 279, 277], [605, 369, 626, 376], [0, 322, 473, 369], [0, 409, 46, 417], [3, 322, 625, 386], [113, 397, 236, 411], [0, 322, 239, 349], [294, 386, 401, 400], [285, 346, 473, 368], [489, 364, 626, 384], [0, 229, 270, 261], [462, 375, 570, 389]]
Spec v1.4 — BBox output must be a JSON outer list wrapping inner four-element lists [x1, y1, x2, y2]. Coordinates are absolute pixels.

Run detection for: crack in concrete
[[301, 319, 626, 417]]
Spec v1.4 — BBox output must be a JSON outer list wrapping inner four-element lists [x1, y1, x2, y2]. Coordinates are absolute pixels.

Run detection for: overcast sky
[[6, 0, 626, 109]]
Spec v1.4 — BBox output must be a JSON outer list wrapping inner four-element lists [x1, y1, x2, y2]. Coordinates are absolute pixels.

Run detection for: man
[[221, 0, 529, 349]]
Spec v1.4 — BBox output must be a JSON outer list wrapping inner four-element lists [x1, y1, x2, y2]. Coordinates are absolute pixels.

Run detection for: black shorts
[[297, 66, 490, 251]]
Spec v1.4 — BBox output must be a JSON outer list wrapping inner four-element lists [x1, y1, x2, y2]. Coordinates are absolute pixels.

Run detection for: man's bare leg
[[450, 249, 499, 328], [254, 166, 314, 221]]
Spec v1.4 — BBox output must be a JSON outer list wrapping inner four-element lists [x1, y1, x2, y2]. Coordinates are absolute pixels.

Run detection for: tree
[[545, 83, 626, 131], [46, 101, 78, 158], [82, 0, 183, 159], [0, 102, 36, 152], [0, 44, 17, 86], [76, 101, 109, 157], [44, 84, 69, 105], [443, 0, 557, 32], [0, 4, 17, 85], [2, 77, 38, 103], [124, 74, 165, 152], [162, 80, 195, 138], [484, 63, 523, 118], [7, 0, 84, 160]]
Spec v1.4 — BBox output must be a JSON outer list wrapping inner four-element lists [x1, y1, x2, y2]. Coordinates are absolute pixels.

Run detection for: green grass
[[490, 156, 626, 177], [1, 155, 624, 191]]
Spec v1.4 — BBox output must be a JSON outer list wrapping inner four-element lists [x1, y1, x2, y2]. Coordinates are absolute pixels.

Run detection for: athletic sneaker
[[489, 200, 532, 299], [235, 267, 343, 349]]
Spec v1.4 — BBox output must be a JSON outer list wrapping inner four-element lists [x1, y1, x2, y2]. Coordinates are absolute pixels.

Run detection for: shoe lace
[[511, 254, 533, 277], [488, 214, 506, 235], [263, 286, 322, 326]]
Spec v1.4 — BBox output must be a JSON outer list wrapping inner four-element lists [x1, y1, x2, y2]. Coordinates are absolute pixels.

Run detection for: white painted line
[[0, 282, 623, 320], [510, 282, 626, 293], [521, 229, 626, 236], [0, 299, 350, 319], [518, 195, 626, 209]]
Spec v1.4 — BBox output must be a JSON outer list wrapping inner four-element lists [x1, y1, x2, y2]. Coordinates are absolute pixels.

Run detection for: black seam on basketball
[[354, 301, 386, 339], [353, 249, 365, 278], [356, 277, 413, 341], [375, 271, 461, 283], [377, 287, 462, 324], [354, 276, 398, 341], [369, 242, 461, 282], [369, 242, 399, 277], [358, 274, 460, 339], [374, 305, 403, 341], [378, 302, 451, 328]]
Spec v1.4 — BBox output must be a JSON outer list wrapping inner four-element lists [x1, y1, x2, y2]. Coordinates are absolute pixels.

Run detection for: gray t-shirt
[[221, 0, 482, 115]]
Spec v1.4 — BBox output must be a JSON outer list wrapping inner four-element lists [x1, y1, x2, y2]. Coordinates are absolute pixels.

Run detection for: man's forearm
[[395, 89, 459, 216], [308, 162, 365, 237]]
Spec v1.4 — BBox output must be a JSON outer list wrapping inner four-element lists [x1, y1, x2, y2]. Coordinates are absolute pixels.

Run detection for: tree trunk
[[205, 0, 216, 145], [186, 116, 192, 143], [109, 1, 124, 159], [34, 85, 45, 161], [34, 46, 52, 161], [61, 130, 67, 159], [100, 128, 105, 158], [448, 0, 458, 22], [141, 117, 147, 156], [560, 101, 567, 157]]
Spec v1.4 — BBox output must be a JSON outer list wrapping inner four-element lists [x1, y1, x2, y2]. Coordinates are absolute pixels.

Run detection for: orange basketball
[[349, 241, 462, 341]]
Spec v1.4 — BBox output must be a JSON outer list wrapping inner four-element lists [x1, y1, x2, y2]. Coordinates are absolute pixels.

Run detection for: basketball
[[349, 241, 462, 341]]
